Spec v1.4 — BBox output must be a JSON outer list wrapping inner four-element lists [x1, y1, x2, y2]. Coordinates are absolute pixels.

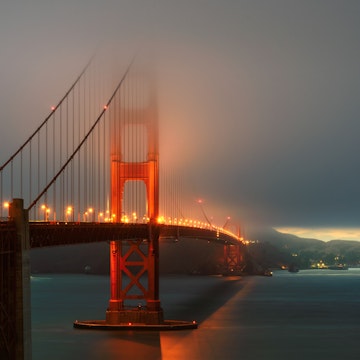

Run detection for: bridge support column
[[223, 244, 244, 276], [106, 222, 163, 325], [7, 199, 32, 360]]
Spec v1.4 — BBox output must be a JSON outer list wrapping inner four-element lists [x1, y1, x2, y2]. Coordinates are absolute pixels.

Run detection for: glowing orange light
[[157, 216, 165, 224], [51, 106, 56, 111], [3, 202, 9, 208], [104, 105, 108, 110]]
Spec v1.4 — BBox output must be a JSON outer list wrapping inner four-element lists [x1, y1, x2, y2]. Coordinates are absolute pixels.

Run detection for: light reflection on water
[[31, 270, 360, 360]]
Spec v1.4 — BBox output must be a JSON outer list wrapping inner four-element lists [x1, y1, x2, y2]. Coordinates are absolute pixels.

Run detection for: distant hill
[[246, 227, 360, 269]]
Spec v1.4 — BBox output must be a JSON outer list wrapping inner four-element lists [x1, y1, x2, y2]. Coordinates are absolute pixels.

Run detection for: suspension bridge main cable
[[27, 58, 135, 211], [0, 56, 94, 173]]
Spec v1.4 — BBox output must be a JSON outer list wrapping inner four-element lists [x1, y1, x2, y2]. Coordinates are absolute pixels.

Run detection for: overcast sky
[[1, 0, 360, 240]]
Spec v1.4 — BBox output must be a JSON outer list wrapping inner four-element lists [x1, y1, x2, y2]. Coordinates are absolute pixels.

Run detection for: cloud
[[276, 227, 360, 242], [1, 0, 360, 232]]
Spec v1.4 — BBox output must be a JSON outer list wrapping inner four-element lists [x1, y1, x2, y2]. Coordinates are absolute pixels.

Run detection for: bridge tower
[[106, 71, 163, 325], [222, 224, 245, 275], [0, 199, 31, 359], [223, 244, 244, 275]]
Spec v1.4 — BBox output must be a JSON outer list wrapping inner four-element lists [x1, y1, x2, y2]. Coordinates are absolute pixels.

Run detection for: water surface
[[31, 269, 360, 359]]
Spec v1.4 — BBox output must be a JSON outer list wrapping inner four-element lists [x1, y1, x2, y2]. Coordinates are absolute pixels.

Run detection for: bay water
[[31, 269, 360, 359]]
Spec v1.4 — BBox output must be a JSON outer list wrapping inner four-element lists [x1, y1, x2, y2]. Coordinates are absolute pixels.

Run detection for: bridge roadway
[[28, 222, 241, 248]]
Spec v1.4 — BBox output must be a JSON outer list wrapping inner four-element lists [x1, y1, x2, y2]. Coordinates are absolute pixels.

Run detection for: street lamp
[[132, 212, 137, 223], [3, 201, 9, 218], [88, 208, 94, 222], [41, 204, 50, 221], [98, 212, 103, 222], [66, 206, 73, 222]]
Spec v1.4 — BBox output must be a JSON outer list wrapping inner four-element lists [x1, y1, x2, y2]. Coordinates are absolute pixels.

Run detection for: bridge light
[[104, 105, 108, 110], [66, 206, 73, 222], [132, 212, 137, 222], [45, 208, 51, 221], [51, 106, 56, 111], [98, 212, 103, 222], [41, 204, 50, 221], [3, 201, 10, 218], [157, 216, 165, 224], [87, 208, 94, 222]]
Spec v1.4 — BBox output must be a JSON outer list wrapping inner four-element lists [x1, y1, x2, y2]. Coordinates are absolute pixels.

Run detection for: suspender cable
[[77, 81, 81, 221], [27, 59, 134, 212], [60, 104, 63, 218], [37, 132, 40, 202], [103, 101, 106, 217], [72, 86, 75, 217], [0, 57, 93, 173], [20, 150, 23, 199], [66, 96, 69, 211], [0, 172, 2, 218], [10, 160, 13, 201], [45, 121, 48, 207], [29, 140, 32, 218]]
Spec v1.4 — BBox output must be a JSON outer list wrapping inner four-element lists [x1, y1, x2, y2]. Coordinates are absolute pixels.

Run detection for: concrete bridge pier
[[105, 221, 164, 325], [5, 199, 32, 360]]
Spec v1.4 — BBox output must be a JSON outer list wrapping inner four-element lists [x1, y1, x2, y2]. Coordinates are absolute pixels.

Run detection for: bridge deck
[[28, 222, 241, 248]]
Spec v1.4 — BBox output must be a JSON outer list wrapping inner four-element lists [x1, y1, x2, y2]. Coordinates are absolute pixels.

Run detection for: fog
[[1, 0, 360, 238]]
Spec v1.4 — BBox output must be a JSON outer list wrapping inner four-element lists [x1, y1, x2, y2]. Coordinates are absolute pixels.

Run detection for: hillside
[[246, 227, 360, 269]]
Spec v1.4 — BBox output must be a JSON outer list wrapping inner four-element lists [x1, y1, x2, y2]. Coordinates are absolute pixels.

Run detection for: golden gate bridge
[[0, 56, 245, 359]]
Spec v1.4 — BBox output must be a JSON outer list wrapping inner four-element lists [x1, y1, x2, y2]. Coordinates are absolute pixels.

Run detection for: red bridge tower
[[106, 72, 163, 325]]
